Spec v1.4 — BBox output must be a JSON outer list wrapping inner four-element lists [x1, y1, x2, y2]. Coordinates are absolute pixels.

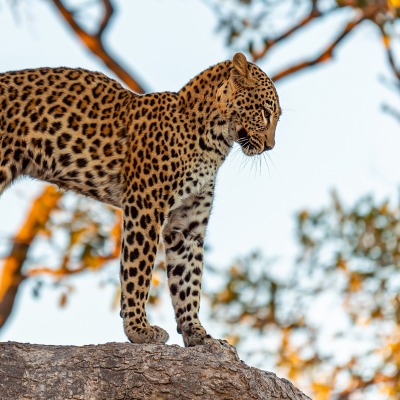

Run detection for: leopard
[[0, 53, 281, 347]]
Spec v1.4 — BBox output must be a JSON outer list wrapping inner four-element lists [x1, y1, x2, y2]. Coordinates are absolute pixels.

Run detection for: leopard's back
[[0, 67, 132, 206]]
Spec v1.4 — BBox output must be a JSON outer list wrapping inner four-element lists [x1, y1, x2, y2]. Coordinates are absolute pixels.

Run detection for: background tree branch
[[50, 0, 146, 93], [0, 186, 62, 329], [271, 15, 365, 81]]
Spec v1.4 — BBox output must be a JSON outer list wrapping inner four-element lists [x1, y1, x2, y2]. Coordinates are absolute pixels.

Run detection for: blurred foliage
[[204, 0, 400, 101], [4, 186, 400, 398], [206, 0, 399, 61], [207, 191, 400, 399], [17, 195, 165, 309], [205, 0, 400, 120]]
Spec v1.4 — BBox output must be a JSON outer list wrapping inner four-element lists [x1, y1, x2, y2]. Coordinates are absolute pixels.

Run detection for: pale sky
[[0, 0, 399, 364]]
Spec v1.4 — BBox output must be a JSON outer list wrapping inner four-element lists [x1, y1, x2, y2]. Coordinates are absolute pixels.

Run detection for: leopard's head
[[217, 53, 281, 156]]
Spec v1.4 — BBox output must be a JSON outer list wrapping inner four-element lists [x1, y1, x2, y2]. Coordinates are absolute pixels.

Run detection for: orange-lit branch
[[271, 15, 366, 82], [251, 4, 328, 62], [0, 186, 62, 329], [50, 0, 146, 93], [27, 210, 122, 278], [379, 27, 400, 81]]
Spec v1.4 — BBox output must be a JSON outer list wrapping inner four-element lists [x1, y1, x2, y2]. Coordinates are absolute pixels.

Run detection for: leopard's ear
[[231, 53, 257, 88]]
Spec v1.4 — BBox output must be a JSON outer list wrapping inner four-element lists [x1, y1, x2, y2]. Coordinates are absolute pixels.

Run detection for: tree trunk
[[0, 341, 311, 400]]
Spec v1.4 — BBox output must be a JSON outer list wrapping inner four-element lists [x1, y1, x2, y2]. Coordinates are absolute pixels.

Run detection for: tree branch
[[96, 0, 114, 39], [272, 14, 366, 81], [251, 4, 330, 62], [50, 0, 146, 93], [379, 26, 400, 81], [26, 210, 122, 278], [0, 187, 62, 329], [0, 341, 311, 400]]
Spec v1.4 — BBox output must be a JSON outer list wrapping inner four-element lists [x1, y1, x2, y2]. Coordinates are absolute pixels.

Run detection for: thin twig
[[96, 0, 114, 38], [251, 5, 336, 62], [50, 0, 146, 93], [379, 26, 400, 81], [272, 15, 366, 81], [0, 187, 62, 329]]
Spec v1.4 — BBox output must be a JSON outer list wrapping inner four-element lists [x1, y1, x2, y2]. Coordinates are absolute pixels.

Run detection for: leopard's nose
[[264, 143, 274, 152], [264, 123, 276, 151]]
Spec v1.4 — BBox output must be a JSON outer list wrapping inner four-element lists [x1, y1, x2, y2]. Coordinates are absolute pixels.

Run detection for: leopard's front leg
[[120, 202, 169, 344], [163, 182, 215, 347]]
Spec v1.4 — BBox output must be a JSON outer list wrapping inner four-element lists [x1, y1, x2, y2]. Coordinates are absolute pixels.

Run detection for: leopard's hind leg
[[120, 195, 169, 344]]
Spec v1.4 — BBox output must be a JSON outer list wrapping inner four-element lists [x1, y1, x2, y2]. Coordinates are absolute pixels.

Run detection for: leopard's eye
[[261, 106, 271, 125]]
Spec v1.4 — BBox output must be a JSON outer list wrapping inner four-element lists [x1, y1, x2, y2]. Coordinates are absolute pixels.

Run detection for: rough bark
[[0, 341, 311, 400]]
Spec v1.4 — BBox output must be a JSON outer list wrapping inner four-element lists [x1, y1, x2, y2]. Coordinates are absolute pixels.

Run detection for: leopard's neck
[[177, 61, 230, 109], [177, 61, 234, 164]]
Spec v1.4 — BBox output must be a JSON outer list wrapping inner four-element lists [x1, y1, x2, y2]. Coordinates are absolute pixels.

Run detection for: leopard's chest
[[169, 159, 216, 210]]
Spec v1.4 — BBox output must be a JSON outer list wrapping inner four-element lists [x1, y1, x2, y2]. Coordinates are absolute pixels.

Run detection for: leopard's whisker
[[263, 153, 271, 178]]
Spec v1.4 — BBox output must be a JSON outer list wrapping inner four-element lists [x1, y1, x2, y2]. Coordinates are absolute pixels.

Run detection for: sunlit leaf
[[59, 292, 68, 308], [311, 382, 332, 400]]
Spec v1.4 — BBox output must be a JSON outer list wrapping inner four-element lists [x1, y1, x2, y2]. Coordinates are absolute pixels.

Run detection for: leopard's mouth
[[235, 125, 271, 155], [237, 127, 248, 141], [236, 126, 259, 155]]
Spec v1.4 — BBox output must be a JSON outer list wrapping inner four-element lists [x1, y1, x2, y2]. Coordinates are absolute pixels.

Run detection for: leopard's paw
[[180, 323, 215, 347], [125, 324, 169, 344]]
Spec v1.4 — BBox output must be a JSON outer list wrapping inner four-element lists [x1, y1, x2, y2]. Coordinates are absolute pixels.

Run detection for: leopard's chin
[[235, 126, 264, 156], [241, 146, 264, 156]]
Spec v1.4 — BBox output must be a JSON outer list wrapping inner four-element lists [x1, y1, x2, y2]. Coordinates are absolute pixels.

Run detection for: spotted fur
[[0, 53, 281, 346]]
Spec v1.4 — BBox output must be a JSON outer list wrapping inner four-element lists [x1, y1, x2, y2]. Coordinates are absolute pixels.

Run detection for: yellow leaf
[[312, 382, 332, 400], [59, 292, 68, 308], [229, 265, 240, 276], [388, 0, 400, 9], [225, 334, 240, 346], [152, 271, 161, 287], [81, 251, 102, 270], [39, 227, 52, 238], [379, 202, 389, 215], [336, 258, 347, 270], [217, 288, 237, 303], [380, 383, 395, 397], [70, 228, 86, 246], [349, 273, 362, 292], [298, 210, 309, 221], [382, 34, 390, 49]]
